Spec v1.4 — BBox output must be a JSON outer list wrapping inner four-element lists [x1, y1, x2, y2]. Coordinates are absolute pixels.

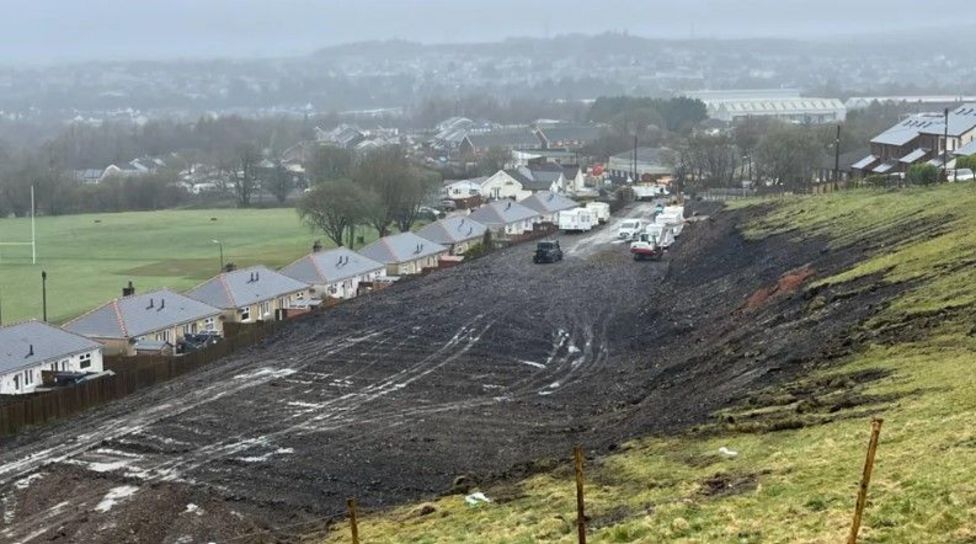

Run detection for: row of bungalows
[[1, 194, 586, 393]]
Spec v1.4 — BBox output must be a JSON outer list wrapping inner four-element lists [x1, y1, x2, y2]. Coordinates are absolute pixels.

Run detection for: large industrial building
[[682, 89, 846, 124]]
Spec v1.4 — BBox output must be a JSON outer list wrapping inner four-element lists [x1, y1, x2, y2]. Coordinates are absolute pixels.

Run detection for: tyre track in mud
[[0, 205, 666, 543]]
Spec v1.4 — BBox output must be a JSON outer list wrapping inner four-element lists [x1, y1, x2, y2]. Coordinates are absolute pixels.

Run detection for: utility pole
[[632, 134, 638, 183], [31, 185, 36, 265], [834, 124, 842, 182], [943, 107, 950, 180], [41, 270, 48, 322]]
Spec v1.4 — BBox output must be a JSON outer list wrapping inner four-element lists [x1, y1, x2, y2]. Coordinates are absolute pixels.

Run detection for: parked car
[[533, 240, 563, 264]]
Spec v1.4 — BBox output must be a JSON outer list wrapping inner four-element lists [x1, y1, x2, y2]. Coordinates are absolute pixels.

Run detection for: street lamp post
[[41, 270, 47, 322], [211, 240, 224, 272]]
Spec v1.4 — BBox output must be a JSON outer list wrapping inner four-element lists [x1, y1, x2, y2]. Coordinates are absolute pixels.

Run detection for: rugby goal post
[[0, 185, 37, 264]]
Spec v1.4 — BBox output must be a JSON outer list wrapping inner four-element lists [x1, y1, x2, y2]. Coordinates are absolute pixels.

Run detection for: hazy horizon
[[0, 0, 971, 64]]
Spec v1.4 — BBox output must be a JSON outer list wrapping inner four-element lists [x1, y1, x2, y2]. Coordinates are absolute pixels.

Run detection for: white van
[[617, 219, 644, 240]]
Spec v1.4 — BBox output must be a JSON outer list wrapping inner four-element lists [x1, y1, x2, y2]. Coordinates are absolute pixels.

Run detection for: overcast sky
[[0, 0, 970, 63]]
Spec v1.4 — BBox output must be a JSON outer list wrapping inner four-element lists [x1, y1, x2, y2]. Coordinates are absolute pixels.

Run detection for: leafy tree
[[955, 155, 976, 171], [906, 163, 939, 185], [476, 146, 510, 175], [297, 180, 375, 247]]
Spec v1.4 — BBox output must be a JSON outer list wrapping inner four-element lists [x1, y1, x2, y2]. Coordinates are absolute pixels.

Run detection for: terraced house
[[0, 321, 104, 395], [64, 289, 222, 356], [281, 247, 386, 300], [359, 232, 448, 276], [186, 266, 310, 323]]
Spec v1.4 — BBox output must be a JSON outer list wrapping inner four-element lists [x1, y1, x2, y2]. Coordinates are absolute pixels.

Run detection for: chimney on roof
[[312, 239, 323, 253], [147, 298, 154, 309], [159, 298, 165, 310], [122, 281, 135, 297], [27, 344, 34, 358], [506, 201, 511, 210], [255, 271, 260, 281]]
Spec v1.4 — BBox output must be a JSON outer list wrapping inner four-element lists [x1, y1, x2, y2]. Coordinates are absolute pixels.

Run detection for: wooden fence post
[[574, 445, 586, 544], [847, 418, 883, 544], [347, 497, 360, 544]]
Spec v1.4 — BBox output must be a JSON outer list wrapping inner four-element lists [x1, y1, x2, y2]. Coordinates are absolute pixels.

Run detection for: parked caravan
[[584, 202, 611, 224], [558, 207, 596, 233]]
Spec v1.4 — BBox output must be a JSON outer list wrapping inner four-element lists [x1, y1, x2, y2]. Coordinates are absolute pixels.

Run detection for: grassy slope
[[323, 185, 976, 543], [0, 209, 378, 323]]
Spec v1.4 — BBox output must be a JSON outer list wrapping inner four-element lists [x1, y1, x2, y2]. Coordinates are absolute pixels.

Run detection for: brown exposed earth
[[0, 202, 909, 543]]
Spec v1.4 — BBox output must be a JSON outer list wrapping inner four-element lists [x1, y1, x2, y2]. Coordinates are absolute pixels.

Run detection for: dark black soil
[[0, 202, 912, 543]]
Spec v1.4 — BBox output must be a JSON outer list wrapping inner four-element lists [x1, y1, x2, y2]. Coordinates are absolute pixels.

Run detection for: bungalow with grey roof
[[280, 247, 386, 300], [186, 266, 311, 323], [519, 191, 580, 224], [416, 216, 488, 255], [358, 232, 449, 276], [0, 321, 104, 395], [467, 200, 542, 236], [64, 288, 222, 356]]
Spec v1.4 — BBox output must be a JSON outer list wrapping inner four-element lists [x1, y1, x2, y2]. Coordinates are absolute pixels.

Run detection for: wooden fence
[[0, 321, 287, 437]]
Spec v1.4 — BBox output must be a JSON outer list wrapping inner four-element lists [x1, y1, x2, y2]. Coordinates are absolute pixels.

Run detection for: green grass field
[[0, 208, 374, 324], [323, 185, 976, 543]]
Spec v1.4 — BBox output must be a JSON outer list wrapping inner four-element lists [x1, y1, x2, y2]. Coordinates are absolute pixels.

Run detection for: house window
[[204, 317, 216, 331], [296, 291, 304, 300], [24, 369, 33, 386], [240, 308, 251, 322], [13, 374, 20, 390], [260, 301, 272, 317], [79, 352, 92, 370], [155, 330, 170, 342]]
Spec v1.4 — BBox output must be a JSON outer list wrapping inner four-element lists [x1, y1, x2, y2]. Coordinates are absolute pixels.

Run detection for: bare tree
[[263, 161, 293, 204], [297, 180, 375, 247], [233, 143, 260, 207], [353, 147, 437, 236]]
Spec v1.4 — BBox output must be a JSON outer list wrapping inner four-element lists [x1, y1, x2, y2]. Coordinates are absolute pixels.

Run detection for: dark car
[[533, 240, 563, 264]]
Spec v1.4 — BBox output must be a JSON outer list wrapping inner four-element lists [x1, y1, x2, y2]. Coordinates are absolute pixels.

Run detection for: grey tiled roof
[[416, 217, 488, 245], [0, 320, 102, 374], [280, 247, 385, 285], [187, 266, 309, 310], [358, 232, 448, 264], [468, 200, 542, 228], [520, 191, 579, 214], [64, 289, 220, 340]]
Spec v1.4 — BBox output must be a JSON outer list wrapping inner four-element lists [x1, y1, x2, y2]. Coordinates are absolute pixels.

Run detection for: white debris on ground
[[232, 368, 297, 380], [464, 492, 491, 506], [718, 446, 739, 458], [95, 486, 139, 513], [184, 503, 203, 516], [13, 473, 44, 490]]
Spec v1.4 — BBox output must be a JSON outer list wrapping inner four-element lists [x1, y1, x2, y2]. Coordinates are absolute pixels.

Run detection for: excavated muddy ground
[[0, 202, 909, 543]]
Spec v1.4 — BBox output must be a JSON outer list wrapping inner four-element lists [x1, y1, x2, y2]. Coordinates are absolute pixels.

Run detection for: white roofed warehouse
[[682, 89, 846, 124]]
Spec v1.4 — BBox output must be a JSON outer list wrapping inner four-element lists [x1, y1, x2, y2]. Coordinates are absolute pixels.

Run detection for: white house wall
[[0, 348, 104, 395]]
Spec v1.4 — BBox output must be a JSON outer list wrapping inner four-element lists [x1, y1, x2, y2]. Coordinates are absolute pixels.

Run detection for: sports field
[[0, 208, 372, 324]]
